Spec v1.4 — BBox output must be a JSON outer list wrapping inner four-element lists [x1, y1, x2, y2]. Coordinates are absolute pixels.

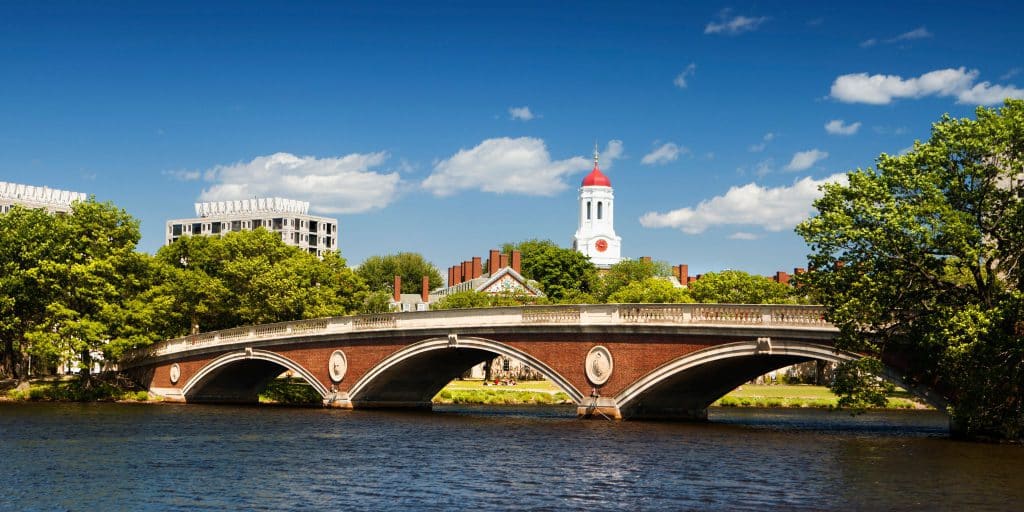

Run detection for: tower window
[[586, 201, 591, 220], [597, 202, 603, 220]]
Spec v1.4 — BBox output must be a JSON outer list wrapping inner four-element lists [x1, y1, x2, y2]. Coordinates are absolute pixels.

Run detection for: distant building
[[572, 148, 622, 268], [390, 249, 544, 312], [0, 181, 87, 214], [166, 198, 338, 256]]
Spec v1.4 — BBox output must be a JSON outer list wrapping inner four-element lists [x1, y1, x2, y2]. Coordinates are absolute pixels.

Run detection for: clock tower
[[572, 147, 622, 268]]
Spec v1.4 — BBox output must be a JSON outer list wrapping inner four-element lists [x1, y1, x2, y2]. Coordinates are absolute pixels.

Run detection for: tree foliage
[[597, 258, 670, 301], [688, 270, 797, 304], [502, 239, 598, 301], [607, 278, 693, 303], [796, 99, 1024, 440], [356, 252, 443, 295], [430, 290, 547, 310], [153, 229, 366, 335]]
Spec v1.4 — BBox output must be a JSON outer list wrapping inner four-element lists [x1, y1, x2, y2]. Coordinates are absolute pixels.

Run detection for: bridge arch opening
[[347, 336, 584, 409], [614, 340, 946, 421], [181, 349, 329, 404]]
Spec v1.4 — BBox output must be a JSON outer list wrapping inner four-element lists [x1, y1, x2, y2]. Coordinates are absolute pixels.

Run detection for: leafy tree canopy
[[688, 270, 797, 304], [356, 252, 443, 295], [502, 239, 598, 301], [607, 278, 694, 304], [430, 290, 547, 310], [796, 99, 1024, 440], [598, 258, 670, 301]]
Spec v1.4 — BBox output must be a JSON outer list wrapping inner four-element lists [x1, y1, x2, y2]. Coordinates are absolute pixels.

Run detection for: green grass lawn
[[437, 380, 931, 409]]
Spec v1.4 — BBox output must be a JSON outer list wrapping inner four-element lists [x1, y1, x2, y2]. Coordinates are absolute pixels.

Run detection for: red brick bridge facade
[[120, 304, 945, 420]]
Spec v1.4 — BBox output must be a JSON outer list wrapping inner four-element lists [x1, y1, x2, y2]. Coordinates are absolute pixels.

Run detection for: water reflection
[[0, 403, 1020, 511]]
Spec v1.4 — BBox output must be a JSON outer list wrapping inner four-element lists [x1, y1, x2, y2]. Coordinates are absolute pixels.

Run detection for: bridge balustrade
[[122, 303, 835, 365]]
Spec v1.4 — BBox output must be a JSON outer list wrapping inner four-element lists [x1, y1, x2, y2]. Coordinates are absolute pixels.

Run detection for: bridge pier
[[577, 397, 622, 420]]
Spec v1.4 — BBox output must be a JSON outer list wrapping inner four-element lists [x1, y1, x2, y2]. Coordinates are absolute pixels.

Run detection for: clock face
[[595, 239, 608, 252]]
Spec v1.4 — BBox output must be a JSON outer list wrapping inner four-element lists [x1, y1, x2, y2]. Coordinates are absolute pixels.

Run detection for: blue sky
[[2, 1, 1023, 275]]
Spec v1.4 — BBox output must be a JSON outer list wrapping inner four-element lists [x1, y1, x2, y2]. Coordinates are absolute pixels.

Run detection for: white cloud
[[830, 67, 1024, 105], [600, 140, 624, 169], [641, 142, 684, 165], [1002, 68, 1022, 81], [729, 232, 761, 240], [748, 132, 775, 152], [705, 14, 768, 35], [673, 63, 697, 89], [859, 38, 878, 48], [509, 106, 536, 121], [889, 27, 932, 42], [825, 119, 861, 135], [199, 152, 401, 214], [423, 137, 594, 197], [639, 174, 848, 235], [754, 159, 774, 177], [786, 149, 828, 171], [163, 169, 201, 181]]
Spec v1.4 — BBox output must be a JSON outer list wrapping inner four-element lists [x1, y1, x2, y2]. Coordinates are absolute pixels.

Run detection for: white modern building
[[0, 181, 87, 214], [166, 198, 338, 256], [572, 149, 622, 268]]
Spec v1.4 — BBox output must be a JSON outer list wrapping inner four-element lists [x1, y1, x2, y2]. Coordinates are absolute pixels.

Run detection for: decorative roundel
[[595, 239, 608, 253], [585, 345, 613, 386], [328, 350, 348, 383], [169, 363, 181, 385]]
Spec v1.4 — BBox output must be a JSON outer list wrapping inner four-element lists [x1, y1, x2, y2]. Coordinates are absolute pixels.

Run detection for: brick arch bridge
[[120, 304, 947, 420]]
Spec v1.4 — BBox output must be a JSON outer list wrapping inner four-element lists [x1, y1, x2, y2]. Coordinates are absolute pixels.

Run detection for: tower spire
[[593, 142, 600, 168]]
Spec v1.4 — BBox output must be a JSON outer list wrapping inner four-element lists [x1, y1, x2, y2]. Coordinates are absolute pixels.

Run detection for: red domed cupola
[[581, 149, 611, 187]]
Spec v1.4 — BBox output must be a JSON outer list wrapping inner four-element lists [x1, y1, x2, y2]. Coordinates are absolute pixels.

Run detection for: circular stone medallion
[[328, 350, 348, 383], [169, 363, 181, 385], [585, 345, 613, 386]]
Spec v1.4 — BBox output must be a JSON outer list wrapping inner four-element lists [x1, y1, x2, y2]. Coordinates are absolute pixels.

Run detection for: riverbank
[[433, 380, 932, 409], [3, 377, 931, 410]]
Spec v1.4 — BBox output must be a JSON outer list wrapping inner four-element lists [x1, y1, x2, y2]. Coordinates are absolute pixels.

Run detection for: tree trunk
[[79, 349, 93, 388], [483, 356, 497, 382]]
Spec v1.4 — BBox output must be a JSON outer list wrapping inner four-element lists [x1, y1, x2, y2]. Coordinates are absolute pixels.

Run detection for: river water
[[1, 403, 1021, 511]]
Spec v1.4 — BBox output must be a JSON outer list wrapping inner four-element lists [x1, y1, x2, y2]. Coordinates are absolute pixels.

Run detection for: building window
[[191, 223, 202, 234], [293, 232, 300, 244], [326, 224, 333, 234], [597, 202, 603, 220], [586, 201, 591, 220], [273, 218, 283, 230], [211, 222, 221, 234], [502, 359, 511, 372], [309, 220, 318, 233], [232, 220, 241, 231], [172, 224, 182, 236], [309, 235, 318, 246]]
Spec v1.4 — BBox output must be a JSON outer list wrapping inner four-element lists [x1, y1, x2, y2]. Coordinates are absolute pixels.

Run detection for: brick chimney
[[794, 267, 806, 275], [453, 265, 462, 285], [775, 271, 790, 285], [472, 256, 482, 279], [641, 256, 652, 263], [511, 251, 521, 274], [421, 275, 430, 303], [499, 253, 510, 269], [488, 249, 500, 275], [676, 264, 688, 285], [448, 266, 454, 286], [393, 275, 401, 302]]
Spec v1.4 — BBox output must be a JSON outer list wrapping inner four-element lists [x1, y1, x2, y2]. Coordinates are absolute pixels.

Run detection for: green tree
[[23, 200, 146, 383], [356, 252, 443, 295], [607, 278, 694, 303], [688, 270, 796, 304], [0, 206, 61, 380], [502, 239, 598, 301], [431, 290, 547, 310], [598, 258, 670, 301], [155, 229, 367, 334], [796, 100, 1024, 440]]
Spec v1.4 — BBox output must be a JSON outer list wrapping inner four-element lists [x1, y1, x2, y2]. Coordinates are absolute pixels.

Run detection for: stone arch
[[181, 349, 329, 403], [614, 340, 946, 420], [347, 336, 584, 407]]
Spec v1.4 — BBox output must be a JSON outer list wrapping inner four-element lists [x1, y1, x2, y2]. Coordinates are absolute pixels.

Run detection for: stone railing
[[122, 303, 835, 365]]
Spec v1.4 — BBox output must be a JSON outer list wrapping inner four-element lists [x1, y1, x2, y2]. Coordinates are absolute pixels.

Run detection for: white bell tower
[[572, 147, 621, 268]]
